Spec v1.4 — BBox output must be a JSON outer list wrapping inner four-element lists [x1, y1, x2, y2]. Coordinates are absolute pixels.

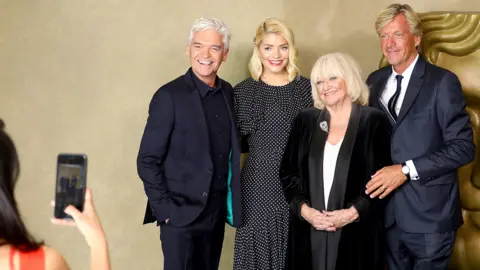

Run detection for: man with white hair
[[137, 16, 242, 270]]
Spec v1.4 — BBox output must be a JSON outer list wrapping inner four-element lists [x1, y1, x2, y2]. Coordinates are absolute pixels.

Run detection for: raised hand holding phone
[[51, 188, 111, 270], [52, 188, 106, 248]]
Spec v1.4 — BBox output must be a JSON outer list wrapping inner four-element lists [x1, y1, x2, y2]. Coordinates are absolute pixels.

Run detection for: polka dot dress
[[233, 76, 313, 270]]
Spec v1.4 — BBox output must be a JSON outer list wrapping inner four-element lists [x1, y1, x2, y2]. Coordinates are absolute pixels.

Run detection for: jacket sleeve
[[137, 89, 174, 223], [280, 114, 310, 219], [351, 114, 392, 219], [412, 72, 476, 182]]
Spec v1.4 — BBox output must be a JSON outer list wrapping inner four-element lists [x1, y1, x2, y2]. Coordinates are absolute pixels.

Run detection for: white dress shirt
[[380, 53, 420, 180], [323, 138, 344, 207]]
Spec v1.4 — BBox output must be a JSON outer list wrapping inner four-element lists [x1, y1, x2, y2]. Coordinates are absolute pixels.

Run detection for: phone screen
[[54, 154, 87, 219]]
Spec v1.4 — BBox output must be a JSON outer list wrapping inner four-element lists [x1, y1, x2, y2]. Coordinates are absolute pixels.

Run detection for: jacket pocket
[[424, 173, 455, 186]]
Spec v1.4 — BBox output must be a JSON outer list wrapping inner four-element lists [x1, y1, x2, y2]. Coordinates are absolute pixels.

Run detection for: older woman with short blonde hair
[[280, 52, 391, 270]]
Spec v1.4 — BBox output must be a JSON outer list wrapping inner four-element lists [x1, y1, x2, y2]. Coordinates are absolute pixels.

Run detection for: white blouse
[[323, 138, 344, 207]]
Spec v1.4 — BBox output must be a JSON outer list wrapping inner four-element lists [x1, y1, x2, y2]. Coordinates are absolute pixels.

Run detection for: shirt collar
[[391, 53, 419, 82], [188, 68, 222, 97]]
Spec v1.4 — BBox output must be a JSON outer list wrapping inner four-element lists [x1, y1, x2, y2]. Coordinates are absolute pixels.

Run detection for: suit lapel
[[374, 72, 396, 126], [396, 57, 425, 125], [326, 104, 361, 210], [308, 109, 328, 211], [221, 86, 239, 148]]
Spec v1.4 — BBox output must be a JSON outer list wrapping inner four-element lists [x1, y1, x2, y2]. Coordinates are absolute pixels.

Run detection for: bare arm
[[52, 189, 111, 270]]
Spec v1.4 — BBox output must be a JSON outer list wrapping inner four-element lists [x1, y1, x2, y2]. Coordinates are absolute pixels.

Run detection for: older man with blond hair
[[366, 4, 475, 270]]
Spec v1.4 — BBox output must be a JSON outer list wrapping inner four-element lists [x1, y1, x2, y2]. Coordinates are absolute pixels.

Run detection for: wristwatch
[[401, 162, 411, 180]]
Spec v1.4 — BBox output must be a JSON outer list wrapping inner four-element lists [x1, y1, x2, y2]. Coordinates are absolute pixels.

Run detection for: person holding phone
[[0, 119, 111, 270]]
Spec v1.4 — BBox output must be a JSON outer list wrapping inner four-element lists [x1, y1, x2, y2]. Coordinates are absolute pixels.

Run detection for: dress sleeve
[[234, 80, 255, 153], [298, 76, 314, 108]]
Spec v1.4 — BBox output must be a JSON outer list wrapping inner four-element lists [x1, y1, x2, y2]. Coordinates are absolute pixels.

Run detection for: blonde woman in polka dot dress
[[233, 18, 313, 270]]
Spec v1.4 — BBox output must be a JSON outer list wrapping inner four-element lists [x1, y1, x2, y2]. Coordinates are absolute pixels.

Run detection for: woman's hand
[[322, 207, 359, 231], [300, 203, 335, 230], [51, 188, 107, 249]]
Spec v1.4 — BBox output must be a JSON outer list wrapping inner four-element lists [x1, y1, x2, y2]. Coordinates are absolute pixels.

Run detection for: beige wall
[[0, 0, 477, 269]]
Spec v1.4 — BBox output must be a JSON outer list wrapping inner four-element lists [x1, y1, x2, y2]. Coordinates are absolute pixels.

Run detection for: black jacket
[[137, 69, 243, 228], [280, 105, 391, 270]]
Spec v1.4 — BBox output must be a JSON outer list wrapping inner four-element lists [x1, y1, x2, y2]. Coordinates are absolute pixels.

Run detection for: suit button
[[208, 168, 213, 173], [393, 148, 400, 154], [202, 192, 208, 197]]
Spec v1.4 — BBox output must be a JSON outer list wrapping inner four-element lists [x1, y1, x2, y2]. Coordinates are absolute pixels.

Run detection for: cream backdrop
[[0, 0, 478, 269]]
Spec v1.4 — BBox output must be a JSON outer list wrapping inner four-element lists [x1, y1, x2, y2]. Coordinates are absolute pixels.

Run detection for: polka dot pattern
[[232, 76, 313, 270]]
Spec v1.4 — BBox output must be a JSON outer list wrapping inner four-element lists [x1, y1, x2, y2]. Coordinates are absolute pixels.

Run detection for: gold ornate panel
[[381, 12, 480, 270]]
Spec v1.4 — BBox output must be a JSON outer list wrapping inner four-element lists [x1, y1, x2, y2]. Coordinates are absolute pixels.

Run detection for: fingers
[[365, 176, 386, 195], [85, 188, 93, 202], [369, 167, 384, 181], [314, 224, 334, 230], [312, 216, 335, 228], [379, 186, 394, 199], [83, 188, 95, 212], [368, 185, 381, 198], [312, 219, 334, 228], [365, 175, 383, 193], [323, 210, 337, 216], [64, 205, 82, 220], [51, 218, 76, 226], [309, 208, 324, 216]]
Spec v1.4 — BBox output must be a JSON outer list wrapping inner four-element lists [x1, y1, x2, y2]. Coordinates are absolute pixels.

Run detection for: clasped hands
[[301, 204, 359, 231]]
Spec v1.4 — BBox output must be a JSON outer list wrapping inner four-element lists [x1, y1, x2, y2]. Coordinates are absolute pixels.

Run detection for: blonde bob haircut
[[248, 18, 299, 82], [310, 52, 369, 110], [375, 3, 423, 38]]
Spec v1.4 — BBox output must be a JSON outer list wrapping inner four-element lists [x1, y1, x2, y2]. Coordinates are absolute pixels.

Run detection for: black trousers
[[386, 224, 456, 270], [160, 193, 227, 270]]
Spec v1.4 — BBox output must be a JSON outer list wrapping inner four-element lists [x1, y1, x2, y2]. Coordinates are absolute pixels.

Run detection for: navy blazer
[[137, 70, 243, 228], [367, 56, 476, 233]]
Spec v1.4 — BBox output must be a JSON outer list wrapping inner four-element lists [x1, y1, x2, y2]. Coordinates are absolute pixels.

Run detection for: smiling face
[[379, 14, 420, 74], [186, 29, 229, 86], [315, 76, 349, 108], [258, 33, 289, 76]]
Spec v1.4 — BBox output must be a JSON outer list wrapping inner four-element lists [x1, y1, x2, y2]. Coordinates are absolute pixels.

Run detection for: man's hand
[[366, 164, 407, 199], [321, 207, 359, 231]]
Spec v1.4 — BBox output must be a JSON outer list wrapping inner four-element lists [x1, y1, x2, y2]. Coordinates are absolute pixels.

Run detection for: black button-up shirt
[[190, 69, 231, 193]]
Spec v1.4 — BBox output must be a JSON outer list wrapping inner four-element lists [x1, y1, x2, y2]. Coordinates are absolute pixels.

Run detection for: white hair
[[310, 52, 369, 109], [187, 16, 231, 51]]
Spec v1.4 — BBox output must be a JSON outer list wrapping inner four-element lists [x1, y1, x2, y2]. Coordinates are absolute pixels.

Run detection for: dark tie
[[388, 75, 403, 120]]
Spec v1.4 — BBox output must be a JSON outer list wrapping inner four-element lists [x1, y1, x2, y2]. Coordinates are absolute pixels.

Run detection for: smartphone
[[54, 153, 88, 219]]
